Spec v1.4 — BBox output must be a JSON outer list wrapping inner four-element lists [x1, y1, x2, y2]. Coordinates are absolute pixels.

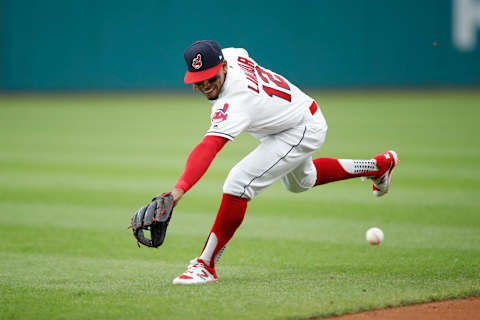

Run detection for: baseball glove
[[129, 193, 174, 248]]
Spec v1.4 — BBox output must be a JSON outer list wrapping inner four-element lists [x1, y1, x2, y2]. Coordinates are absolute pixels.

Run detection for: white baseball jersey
[[206, 48, 327, 141]]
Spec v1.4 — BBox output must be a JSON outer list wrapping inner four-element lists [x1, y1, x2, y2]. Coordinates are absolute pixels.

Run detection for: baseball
[[366, 227, 384, 245]]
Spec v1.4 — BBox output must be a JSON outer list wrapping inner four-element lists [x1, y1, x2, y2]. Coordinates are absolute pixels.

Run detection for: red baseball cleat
[[172, 258, 218, 285], [370, 150, 399, 197]]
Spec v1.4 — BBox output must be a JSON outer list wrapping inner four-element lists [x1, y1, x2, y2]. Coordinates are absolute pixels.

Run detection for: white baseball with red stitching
[[366, 227, 384, 245]]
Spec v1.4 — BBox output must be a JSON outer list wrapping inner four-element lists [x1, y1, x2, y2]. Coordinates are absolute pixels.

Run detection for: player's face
[[194, 61, 228, 100]]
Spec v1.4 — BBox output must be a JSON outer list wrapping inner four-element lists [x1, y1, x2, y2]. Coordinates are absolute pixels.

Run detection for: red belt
[[309, 101, 318, 115]]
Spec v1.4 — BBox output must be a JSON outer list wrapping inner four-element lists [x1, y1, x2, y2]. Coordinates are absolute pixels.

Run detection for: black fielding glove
[[129, 193, 174, 248]]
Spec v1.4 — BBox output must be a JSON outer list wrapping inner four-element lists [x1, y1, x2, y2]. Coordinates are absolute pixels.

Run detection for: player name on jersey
[[237, 56, 260, 94]]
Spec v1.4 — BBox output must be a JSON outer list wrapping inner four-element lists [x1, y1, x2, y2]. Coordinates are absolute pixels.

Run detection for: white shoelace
[[186, 259, 206, 272]]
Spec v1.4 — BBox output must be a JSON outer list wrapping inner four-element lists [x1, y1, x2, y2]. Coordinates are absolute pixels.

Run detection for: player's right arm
[[170, 135, 229, 206]]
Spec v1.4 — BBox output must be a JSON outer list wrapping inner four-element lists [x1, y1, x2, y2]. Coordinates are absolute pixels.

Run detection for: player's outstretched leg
[[313, 150, 398, 196], [172, 193, 247, 285]]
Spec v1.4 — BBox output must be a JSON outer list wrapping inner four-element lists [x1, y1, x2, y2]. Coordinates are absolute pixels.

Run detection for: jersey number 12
[[256, 66, 292, 102]]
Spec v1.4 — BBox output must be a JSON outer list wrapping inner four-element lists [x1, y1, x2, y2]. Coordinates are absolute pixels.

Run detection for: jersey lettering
[[237, 57, 260, 94]]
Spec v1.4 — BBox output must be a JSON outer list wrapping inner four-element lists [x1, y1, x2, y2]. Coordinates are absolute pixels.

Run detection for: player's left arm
[[171, 135, 229, 206]]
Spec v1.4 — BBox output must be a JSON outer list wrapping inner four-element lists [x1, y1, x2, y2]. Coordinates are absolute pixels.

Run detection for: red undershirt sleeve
[[174, 135, 229, 193]]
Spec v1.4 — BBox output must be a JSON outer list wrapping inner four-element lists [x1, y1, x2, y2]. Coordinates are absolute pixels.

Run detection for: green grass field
[[1, 90, 479, 320]]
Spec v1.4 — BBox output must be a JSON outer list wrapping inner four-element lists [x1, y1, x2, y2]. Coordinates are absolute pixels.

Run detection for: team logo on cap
[[212, 103, 229, 123], [192, 54, 202, 70]]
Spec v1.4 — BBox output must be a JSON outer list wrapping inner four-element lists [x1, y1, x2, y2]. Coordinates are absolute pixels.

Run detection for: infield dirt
[[320, 297, 480, 320]]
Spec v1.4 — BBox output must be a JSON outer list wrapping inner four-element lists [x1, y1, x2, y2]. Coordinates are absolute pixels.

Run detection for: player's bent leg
[[172, 193, 247, 285], [175, 125, 326, 285]]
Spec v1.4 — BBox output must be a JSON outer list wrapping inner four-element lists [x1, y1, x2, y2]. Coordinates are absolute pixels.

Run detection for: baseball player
[[170, 40, 398, 284]]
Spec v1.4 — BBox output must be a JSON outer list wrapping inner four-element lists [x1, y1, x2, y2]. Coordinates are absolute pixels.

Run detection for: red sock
[[313, 158, 378, 186], [199, 193, 247, 269]]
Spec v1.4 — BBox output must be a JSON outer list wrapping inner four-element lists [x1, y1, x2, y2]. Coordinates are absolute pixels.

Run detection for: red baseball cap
[[184, 40, 224, 84]]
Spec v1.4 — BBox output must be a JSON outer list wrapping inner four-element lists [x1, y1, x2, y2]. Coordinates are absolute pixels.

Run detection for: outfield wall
[[1, 0, 479, 90]]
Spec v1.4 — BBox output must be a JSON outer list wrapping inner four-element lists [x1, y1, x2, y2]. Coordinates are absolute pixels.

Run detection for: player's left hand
[[129, 193, 174, 248]]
